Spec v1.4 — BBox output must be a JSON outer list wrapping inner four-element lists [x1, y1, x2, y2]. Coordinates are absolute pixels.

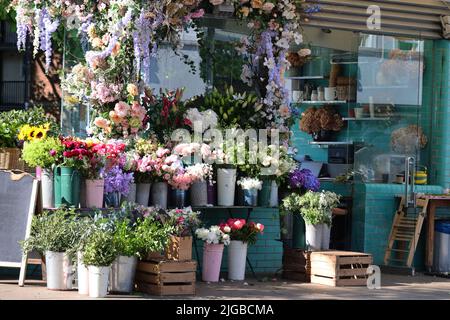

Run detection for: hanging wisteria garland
[[10, 0, 318, 139]]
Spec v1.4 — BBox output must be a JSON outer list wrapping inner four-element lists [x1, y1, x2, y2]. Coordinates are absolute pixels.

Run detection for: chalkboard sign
[[0, 170, 38, 286]]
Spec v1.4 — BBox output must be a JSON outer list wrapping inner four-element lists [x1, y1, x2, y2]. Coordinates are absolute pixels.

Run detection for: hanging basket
[[0, 148, 24, 170]]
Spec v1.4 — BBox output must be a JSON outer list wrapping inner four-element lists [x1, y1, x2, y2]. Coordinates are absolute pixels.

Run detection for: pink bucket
[[202, 243, 224, 282], [35, 166, 42, 180], [85, 179, 104, 208]]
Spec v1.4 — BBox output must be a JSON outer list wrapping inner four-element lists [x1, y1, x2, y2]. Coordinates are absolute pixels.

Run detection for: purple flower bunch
[[288, 168, 320, 192], [104, 165, 134, 196]]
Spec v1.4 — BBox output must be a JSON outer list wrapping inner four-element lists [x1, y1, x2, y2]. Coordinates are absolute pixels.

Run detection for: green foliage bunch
[[82, 229, 117, 267], [21, 137, 64, 168]]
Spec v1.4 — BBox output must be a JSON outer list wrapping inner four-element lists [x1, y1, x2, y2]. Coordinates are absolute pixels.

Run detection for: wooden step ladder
[[384, 197, 429, 268]]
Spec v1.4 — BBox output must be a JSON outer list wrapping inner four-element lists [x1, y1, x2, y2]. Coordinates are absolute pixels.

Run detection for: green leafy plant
[[0, 107, 59, 148], [21, 137, 64, 169], [113, 219, 141, 258], [281, 191, 341, 226], [194, 86, 261, 129], [134, 217, 174, 256], [82, 229, 117, 267], [21, 208, 79, 255]]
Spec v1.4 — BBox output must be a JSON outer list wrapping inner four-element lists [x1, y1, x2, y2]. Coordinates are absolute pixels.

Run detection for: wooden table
[[423, 195, 450, 271]]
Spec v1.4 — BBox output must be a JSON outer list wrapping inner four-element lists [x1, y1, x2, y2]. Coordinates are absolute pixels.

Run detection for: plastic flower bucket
[[292, 214, 306, 249], [85, 179, 105, 208], [227, 240, 248, 281], [257, 178, 272, 207], [54, 166, 80, 207]]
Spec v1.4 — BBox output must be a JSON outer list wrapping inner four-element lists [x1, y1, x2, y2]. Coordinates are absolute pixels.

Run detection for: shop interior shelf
[[285, 76, 324, 80], [343, 117, 390, 121], [309, 141, 353, 146], [292, 100, 348, 105]]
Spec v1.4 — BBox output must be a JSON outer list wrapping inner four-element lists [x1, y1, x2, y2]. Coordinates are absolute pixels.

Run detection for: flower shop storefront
[[2, 0, 450, 299]]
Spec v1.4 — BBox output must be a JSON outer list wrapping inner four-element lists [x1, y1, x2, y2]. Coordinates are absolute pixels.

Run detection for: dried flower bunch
[[299, 106, 344, 134], [391, 125, 428, 154]]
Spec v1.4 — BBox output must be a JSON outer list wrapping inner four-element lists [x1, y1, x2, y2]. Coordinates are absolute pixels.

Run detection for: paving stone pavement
[[1, 273, 450, 300]]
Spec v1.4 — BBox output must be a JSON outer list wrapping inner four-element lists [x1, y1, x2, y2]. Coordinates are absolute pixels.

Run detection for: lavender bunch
[[288, 168, 320, 192], [104, 165, 134, 196]]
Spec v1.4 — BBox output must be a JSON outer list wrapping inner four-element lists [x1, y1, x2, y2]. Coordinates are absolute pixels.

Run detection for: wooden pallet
[[282, 247, 311, 282], [135, 258, 197, 296], [384, 197, 428, 268], [310, 251, 372, 287]]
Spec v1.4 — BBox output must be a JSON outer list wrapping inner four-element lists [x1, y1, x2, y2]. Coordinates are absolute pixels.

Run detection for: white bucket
[[217, 168, 236, 206], [109, 256, 138, 294], [88, 265, 110, 298], [269, 181, 278, 207], [227, 240, 248, 280], [77, 252, 89, 295], [45, 251, 73, 290], [136, 183, 151, 206], [41, 168, 54, 208], [321, 224, 331, 250], [305, 223, 323, 251]]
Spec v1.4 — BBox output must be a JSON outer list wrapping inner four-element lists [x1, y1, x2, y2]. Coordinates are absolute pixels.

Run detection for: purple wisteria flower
[[104, 165, 134, 196], [288, 168, 320, 192]]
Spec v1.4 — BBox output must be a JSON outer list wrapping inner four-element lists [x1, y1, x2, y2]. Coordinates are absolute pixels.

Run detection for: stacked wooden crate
[[310, 251, 372, 287], [135, 258, 197, 296], [282, 246, 311, 282]]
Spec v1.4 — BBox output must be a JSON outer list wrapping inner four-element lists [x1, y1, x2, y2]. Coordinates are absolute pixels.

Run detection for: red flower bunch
[[60, 136, 89, 160], [220, 218, 264, 245]]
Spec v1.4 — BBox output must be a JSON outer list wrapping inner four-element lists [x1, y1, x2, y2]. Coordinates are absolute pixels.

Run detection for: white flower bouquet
[[237, 177, 263, 190], [195, 226, 230, 245]]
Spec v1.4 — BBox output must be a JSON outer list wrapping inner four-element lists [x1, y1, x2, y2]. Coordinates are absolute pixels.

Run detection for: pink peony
[[115, 101, 130, 118], [94, 117, 109, 129]]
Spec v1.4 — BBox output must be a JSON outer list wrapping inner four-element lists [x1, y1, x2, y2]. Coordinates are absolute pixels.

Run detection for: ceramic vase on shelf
[[207, 182, 217, 206], [202, 243, 224, 282], [258, 178, 272, 207], [45, 251, 73, 290], [227, 240, 248, 281], [85, 179, 104, 208], [125, 183, 137, 203], [243, 188, 258, 206], [217, 168, 236, 206], [136, 183, 151, 206], [190, 181, 208, 207], [77, 252, 89, 295], [109, 255, 138, 294], [305, 223, 322, 251], [151, 181, 168, 209], [88, 265, 111, 298], [40, 168, 54, 208]]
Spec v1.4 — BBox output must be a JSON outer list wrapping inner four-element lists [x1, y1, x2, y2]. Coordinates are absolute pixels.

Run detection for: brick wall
[[193, 207, 283, 275]]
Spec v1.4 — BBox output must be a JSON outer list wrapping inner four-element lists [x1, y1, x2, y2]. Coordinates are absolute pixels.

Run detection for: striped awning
[[303, 0, 450, 39]]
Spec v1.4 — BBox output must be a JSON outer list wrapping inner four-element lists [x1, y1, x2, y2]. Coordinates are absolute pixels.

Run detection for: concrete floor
[[1, 273, 450, 300]]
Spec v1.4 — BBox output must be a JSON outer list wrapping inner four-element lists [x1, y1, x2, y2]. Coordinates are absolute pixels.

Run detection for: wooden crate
[[135, 258, 197, 296], [310, 251, 373, 287], [282, 247, 311, 282]]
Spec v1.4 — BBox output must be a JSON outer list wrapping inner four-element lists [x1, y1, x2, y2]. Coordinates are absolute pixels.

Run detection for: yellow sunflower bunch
[[18, 123, 51, 142]]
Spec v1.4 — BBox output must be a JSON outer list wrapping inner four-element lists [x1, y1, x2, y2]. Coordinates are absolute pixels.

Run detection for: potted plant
[[21, 209, 78, 290], [104, 165, 134, 208], [21, 137, 63, 208], [220, 219, 264, 281], [165, 207, 201, 261], [195, 225, 230, 282], [109, 219, 141, 294], [284, 191, 341, 250], [83, 229, 117, 298], [237, 177, 262, 206], [299, 106, 344, 141], [186, 163, 213, 207], [72, 217, 95, 295]]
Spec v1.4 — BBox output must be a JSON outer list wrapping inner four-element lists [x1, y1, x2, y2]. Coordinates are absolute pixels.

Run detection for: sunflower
[[18, 125, 32, 141], [32, 127, 47, 141]]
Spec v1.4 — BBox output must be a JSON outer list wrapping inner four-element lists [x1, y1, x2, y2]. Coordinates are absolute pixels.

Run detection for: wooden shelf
[[309, 141, 353, 146]]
